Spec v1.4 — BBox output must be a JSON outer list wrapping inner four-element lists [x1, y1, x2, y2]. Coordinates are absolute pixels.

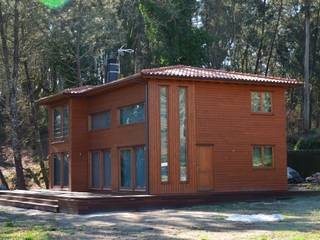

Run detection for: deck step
[[0, 196, 59, 213]]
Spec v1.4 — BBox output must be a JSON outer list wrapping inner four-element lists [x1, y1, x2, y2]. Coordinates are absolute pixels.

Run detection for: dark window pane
[[103, 151, 112, 188], [53, 154, 61, 186], [120, 103, 144, 125], [91, 152, 100, 188], [53, 109, 62, 138], [251, 92, 261, 112], [120, 149, 131, 188], [63, 106, 69, 137], [91, 111, 111, 130], [263, 92, 272, 112], [160, 87, 168, 182], [63, 153, 69, 187], [253, 146, 262, 167], [264, 146, 273, 167], [135, 146, 146, 188], [179, 88, 187, 181]]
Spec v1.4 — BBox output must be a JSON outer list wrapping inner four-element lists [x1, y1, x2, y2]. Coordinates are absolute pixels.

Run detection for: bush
[[294, 130, 320, 150]]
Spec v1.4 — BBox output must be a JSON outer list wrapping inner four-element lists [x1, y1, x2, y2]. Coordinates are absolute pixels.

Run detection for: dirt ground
[[0, 195, 320, 240]]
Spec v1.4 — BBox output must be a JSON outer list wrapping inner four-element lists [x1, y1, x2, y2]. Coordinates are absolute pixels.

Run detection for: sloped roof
[[38, 65, 301, 105], [141, 65, 301, 85]]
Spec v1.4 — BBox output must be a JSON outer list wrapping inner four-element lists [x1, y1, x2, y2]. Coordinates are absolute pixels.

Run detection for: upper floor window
[[251, 92, 272, 113], [120, 103, 144, 125], [252, 145, 273, 168], [53, 105, 69, 139], [91, 111, 111, 130]]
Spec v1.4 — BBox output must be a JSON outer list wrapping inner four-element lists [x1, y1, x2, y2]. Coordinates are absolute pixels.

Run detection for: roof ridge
[[141, 65, 186, 74]]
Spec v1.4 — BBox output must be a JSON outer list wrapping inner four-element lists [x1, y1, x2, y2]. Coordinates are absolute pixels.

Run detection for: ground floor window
[[52, 152, 69, 188], [252, 145, 274, 168], [90, 150, 112, 189], [120, 146, 146, 190]]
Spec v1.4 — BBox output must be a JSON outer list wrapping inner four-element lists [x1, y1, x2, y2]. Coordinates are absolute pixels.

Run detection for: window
[[52, 152, 69, 188], [53, 154, 61, 186], [252, 145, 273, 168], [120, 149, 132, 188], [160, 86, 168, 182], [119, 146, 146, 190], [120, 103, 144, 125], [135, 146, 146, 189], [53, 105, 69, 139], [251, 92, 272, 113], [179, 88, 187, 182], [103, 151, 112, 188], [91, 152, 100, 188], [90, 150, 112, 189], [91, 111, 111, 130], [63, 153, 69, 187]]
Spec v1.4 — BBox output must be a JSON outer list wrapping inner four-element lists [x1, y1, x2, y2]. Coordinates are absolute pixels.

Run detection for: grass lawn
[[0, 195, 319, 240]]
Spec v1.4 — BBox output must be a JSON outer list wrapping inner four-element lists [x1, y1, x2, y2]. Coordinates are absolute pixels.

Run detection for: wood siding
[[148, 79, 287, 195]]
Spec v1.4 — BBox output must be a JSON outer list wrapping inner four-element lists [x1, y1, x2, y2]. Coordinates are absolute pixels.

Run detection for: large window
[[160, 87, 168, 182], [90, 150, 112, 189], [91, 111, 111, 130], [252, 145, 273, 168], [120, 146, 146, 190], [53, 105, 69, 139], [251, 92, 272, 113], [120, 103, 144, 125], [179, 88, 187, 182], [52, 152, 69, 188]]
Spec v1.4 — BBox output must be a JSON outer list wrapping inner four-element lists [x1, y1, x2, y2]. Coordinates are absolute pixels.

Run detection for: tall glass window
[[103, 151, 112, 188], [53, 154, 61, 186], [120, 149, 132, 188], [63, 153, 69, 187], [179, 88, 187, 181], [53, 109, 62, 138], [91, 111, 111, 130], [120, 103, 144, 125], [135, 146, 146, 188], [160, 86, 168, 182], [91, 152, 100, 188], [63, 106, 69, 137]]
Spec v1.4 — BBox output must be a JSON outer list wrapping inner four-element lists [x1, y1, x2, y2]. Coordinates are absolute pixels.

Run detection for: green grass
[[252, 231, 320, 240], [0, 222, 51, 240]]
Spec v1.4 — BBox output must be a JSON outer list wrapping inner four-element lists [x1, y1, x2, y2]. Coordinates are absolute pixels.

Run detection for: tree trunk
[[265, 0, 283, 76], [0, 0, 26, 190], [303, 0, 311, 132], [0, 169, 8, 189], [24, 61, 49, 189]]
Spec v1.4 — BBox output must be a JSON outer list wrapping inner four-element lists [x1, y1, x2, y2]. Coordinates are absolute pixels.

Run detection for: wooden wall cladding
[[148, 79, 197, 194], [194, 82, 288, 192]]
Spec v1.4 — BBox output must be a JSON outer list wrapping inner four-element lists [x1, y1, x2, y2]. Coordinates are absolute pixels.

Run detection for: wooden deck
[[0, 189, 319, 214]]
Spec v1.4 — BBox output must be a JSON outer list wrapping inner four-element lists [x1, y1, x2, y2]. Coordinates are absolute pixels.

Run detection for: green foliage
[[294, 130, 320, 150], [139, 0, 208, 66], [39, 0, 70, 9]]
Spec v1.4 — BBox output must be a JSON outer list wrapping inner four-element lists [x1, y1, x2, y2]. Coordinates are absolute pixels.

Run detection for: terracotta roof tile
[[63, 85, 97, 95], [141, 65, 301, 85]]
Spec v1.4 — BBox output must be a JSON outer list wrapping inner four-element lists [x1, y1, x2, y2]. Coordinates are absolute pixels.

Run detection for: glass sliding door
[[63, 153, 69, 187], [103, 151, 112, 188], [135, 146, 146, 189], [53, 154, 61, 186], [179, 87, 187, 182], [120, 149, 132, 188], [91, 152, 100, 188]]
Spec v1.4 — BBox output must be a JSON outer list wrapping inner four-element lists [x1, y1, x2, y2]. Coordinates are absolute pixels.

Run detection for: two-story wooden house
[[38, 65, 301, 195]]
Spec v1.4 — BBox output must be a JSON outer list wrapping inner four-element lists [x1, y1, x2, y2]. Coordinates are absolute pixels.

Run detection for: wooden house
[[38, 65, 301, 195]]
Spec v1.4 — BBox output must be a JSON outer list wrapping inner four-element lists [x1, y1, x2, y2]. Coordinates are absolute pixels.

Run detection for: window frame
[[252, 145, 275, 169], [52, 105, 69, 141], [250, 91, 273, 114], [51, 152, 70, 190], [118, 102, 145, 126], [118, 145, 147, 192], [159, 85, 170, 184], [88, 149, 112, 190], [178, 86, 188, 183], [89, 110, 111, 131]]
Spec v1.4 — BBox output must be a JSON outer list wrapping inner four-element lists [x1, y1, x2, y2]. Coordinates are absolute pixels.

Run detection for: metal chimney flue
[[105, 58, 119, 83]]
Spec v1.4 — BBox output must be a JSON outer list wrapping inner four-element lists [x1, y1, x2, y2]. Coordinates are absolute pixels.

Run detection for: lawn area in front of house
[[0, 195, 320, 240]]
